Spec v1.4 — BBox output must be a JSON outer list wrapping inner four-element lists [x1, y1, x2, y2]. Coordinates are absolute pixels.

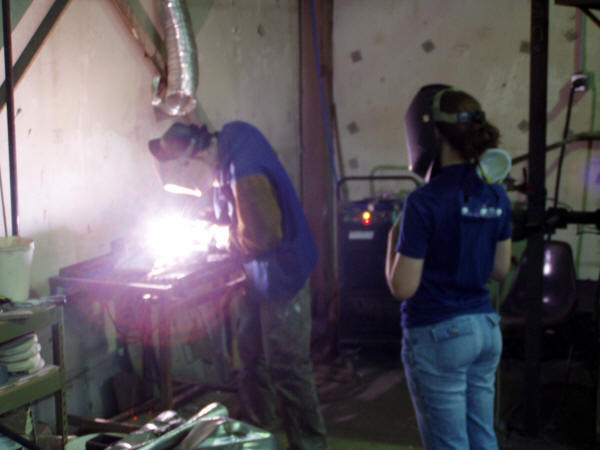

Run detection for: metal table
[[49, 246, 245, 411]]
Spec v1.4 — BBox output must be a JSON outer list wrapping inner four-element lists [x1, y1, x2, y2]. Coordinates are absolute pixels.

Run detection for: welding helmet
[[405, 84, 488, 180], [148, 122, 214, 161], [405, 84, 449, 180], [148, 122, 217, 197]]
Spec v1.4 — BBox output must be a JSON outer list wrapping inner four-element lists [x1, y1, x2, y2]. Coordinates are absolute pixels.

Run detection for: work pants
[[235, 282, 329, 450], [402, 313, 502, 450]]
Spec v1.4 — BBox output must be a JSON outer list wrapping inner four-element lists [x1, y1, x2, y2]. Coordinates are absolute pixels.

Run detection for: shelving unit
[[0, 298, 67, 448]]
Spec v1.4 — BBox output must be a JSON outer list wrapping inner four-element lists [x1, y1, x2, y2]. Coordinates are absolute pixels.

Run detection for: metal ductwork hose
[[153, 0, 198, 116]]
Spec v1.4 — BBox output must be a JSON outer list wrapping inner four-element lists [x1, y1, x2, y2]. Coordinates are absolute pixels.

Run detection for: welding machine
[[336, 175, 422, 349]]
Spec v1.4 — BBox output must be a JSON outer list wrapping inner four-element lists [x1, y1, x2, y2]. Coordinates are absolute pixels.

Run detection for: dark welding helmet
[[148, 122, 217, 197], [405, 84, 450, 180], [405, 84, 487, 180], [148, 122, 214, 161]]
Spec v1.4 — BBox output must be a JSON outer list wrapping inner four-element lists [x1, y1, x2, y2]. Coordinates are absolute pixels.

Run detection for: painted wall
[[334, 0, 600, 278], [191, 0, 301, 180], [0, 0, 300, 423]]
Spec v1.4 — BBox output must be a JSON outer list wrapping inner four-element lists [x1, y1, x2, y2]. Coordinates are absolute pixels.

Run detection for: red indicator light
[[362, 211, 372, 226]]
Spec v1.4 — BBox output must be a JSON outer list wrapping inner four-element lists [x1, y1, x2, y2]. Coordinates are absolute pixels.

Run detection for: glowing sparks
[[142, 214, 230, 267], [211, 225, 231, 250], [163, 184, 203, 198]]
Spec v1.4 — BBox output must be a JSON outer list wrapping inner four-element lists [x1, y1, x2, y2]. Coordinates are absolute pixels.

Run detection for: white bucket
[[0, 237, 34, 302]]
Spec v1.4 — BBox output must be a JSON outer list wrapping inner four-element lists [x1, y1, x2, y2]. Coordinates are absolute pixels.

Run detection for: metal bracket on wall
[[110, 0, 167, 78], [581, 7, 600, 27], [0, 0, 70, 112], [555, 1, 600, 27]]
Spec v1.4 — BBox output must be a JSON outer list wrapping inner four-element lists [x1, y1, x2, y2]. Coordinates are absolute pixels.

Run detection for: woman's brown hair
[[435, 89, 500, 162]]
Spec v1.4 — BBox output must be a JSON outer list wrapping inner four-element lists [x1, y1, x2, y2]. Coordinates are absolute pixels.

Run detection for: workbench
[[49, 248, 245, 412]]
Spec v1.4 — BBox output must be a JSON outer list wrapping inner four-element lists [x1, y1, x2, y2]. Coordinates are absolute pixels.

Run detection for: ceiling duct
[[153, 0, 198, 116]]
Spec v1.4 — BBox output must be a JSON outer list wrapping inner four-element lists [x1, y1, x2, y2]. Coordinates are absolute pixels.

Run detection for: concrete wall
[[192, 0, 301, 181], [334, 0, 600, 278]]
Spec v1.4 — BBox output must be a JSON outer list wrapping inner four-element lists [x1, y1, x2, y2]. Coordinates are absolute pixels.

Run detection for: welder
[[148, 121, 329, 450]]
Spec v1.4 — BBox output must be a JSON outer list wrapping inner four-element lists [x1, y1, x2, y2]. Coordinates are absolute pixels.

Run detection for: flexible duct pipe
[[153, 0, 198, 116]]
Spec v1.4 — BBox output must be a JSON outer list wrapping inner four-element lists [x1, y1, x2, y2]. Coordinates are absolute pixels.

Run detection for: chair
[[500, 240, 577, 331], [497, 240, 585, 437]]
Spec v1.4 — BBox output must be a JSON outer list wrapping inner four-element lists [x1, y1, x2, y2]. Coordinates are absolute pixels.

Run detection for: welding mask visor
[[148, 122, 216, 197], [405, 84, 450, 180]]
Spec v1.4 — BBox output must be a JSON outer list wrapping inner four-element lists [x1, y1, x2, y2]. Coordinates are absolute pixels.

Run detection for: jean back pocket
[[430, 317, 474, 342]]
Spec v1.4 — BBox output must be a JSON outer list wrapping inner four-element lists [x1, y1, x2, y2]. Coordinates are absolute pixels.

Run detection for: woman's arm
[[385, 220, 424, 301], [384, 219, 401, 288], [490, 238, 512, 281]]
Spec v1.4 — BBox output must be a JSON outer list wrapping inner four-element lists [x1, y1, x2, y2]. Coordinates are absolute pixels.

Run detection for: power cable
[[575, 9, 598, 276], [511, 132, 600, 166], [553, 83, 577, 209], [309, 0, 339, 184], [0, 164, 7, 236]]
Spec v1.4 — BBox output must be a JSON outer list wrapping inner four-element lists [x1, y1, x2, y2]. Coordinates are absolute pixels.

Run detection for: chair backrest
[[500, 240, 577, 325]]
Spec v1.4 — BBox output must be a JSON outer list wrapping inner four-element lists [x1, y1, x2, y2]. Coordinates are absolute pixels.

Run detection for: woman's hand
[[385, 216, 402, 292]]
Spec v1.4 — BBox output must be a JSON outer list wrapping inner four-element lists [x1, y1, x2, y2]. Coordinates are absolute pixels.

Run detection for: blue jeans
[[402, 313, 502, 450]]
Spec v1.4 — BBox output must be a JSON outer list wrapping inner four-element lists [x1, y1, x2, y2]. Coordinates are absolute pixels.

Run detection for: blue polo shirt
[[397, 164, 512, 328], [215, 121, 318, 302]]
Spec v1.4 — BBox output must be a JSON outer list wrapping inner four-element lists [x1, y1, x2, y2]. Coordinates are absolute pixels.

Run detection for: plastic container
[[0, 237, 34, 302]]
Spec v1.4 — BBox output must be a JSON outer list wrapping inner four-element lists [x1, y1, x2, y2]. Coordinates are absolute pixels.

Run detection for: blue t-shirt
[[397, 164, 512, 328], [214, 121, 318, 302]]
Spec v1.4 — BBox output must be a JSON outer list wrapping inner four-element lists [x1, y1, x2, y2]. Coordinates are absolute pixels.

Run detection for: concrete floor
[[161, 344, 596, 450], [316, 347, 596, 450], [63, 330, 598, 449]]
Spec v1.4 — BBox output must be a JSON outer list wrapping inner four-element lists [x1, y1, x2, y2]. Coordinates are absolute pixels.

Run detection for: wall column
[[299, 0, 336, 348]]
